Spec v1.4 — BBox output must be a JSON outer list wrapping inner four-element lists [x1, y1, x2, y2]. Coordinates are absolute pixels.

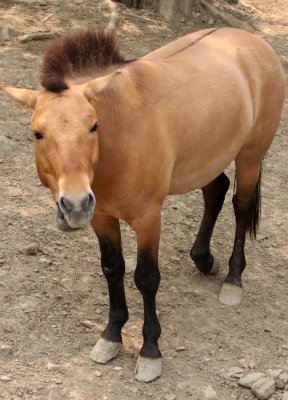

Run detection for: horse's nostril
[[81, 192, 95, 212], [59, 196, 73, 213]]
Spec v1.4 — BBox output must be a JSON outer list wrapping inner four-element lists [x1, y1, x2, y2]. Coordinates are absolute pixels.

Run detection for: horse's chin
[[57, 215, 79, 232], [56, 203, 92, 231], [56, 205, 80, 232]]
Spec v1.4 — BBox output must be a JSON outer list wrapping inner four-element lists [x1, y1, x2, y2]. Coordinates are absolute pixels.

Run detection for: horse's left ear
[[0, 86, 40, 108], [83, 70, 121, 100]]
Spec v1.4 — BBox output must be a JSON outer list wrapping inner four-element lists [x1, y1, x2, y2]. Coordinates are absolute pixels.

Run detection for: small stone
[[22, 244, 38, 255], [267, 369, 283, 378], [47, 362, 61, 371], [95, 370, 102, 377], [39, 257, 52, 266], [248, 360, 257, 369], [164, 395, 176, 400], [125, 256, 136, 273], [280, 373, 288, 384], [251, 377, 275, 400], [175, 346, 186, 352], [228, 367, 244, 378], [0, 375, 10, 381], [0, 345, 12, 359], [239, 372, 266, 388], [275, 377, 286, 390], [204, 385, 218, 400], [169, 286, 178, 294], [80, 320, 94, 329]]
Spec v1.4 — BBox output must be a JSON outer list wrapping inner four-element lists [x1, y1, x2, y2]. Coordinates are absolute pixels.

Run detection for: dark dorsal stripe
[[166, 28, 221, 58], [40, 29, 129, 92]]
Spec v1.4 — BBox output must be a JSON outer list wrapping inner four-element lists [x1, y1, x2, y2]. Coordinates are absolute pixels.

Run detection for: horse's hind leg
[[219, 160, 262, 306], [190, 172, 230, 274]]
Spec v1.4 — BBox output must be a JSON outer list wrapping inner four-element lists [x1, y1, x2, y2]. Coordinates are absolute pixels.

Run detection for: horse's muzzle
[[56, 190, 96, 231]]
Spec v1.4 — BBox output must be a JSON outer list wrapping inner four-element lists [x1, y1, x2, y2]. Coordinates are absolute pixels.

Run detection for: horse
[[1, 27, 285, 382]]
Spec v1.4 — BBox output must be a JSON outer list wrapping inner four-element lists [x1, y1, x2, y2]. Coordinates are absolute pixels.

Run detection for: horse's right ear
[[0, 86, 40, 109], [82, 70, 121, 100]]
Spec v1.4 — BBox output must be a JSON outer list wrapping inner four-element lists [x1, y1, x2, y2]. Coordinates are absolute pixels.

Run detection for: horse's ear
[[0, 86, 40, 108], [83, 70, 121, 100]]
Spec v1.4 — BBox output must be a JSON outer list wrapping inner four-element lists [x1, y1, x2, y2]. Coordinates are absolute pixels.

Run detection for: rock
[[275, 377, 286, 390], [164, 395, 176, 400], [22, 244, 38, 255], [0, 375, 10, 381], [47, 362, 61, 371], [204, 385, 218, 400], [39, 257, 52, 266], [125, 256, 136, 273], [267, 369, 283, 378], [80, 320, 95, 329], [2, 24, 11, 41], [239, 372, 266, 388], [280, 373, 288, 384], [283, 392, 288, 400], [228, 366, 244, 378], [0, 345, 12, 359], [251, 377, 275, 400], [169, 285, 178, 294]]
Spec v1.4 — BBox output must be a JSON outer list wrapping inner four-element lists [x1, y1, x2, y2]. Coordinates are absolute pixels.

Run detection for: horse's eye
[[90, 122, 100, 133], [33, 131, 44, 140]]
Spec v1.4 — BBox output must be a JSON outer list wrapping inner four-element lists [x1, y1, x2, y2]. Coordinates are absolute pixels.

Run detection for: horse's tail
[[233, 164, 262, 239], [247, 166, 262, 238]]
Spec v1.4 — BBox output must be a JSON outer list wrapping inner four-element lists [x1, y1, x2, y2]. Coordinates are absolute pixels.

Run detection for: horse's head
[[1, 71, 120, 231]]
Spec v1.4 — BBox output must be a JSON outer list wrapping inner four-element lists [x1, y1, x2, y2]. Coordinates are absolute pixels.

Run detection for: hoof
[[219, 282, 242, 305], [208, 257, 220, 275], [135, 356, 162, 382], [90, 336, 122, 364]]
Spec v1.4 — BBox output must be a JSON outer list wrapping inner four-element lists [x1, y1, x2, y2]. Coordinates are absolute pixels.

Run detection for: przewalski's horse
[[1, 27, 285, 382]]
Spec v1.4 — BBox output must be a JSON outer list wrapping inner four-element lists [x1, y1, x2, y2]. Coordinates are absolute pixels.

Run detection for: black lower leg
[[191, 173, 230, 273], [225, 194, 251, 287], [98, 236, 128, 343], [134, 250, 161, 359]]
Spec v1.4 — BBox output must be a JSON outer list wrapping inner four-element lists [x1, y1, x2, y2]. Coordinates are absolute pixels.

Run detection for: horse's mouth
[[56, 203, 93, 231], [56, 203, 79, 232]]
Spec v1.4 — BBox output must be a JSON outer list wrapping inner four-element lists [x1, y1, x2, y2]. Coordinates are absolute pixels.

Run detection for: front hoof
[[135, 356, 162, 382], [90, 336, 122, 364], [219, 282, 243, 305]]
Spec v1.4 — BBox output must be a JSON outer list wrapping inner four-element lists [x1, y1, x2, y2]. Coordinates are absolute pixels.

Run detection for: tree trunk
[[143, 0, 199, 21]]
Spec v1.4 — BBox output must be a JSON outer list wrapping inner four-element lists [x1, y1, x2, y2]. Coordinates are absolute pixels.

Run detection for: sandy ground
[[0, 1, 287, 399]]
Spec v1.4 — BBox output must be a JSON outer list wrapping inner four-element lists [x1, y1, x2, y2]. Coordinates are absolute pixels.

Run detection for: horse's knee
[[102, 259, 125, 279], [99, 237, 125, 278], [134, 251, 160, 294]]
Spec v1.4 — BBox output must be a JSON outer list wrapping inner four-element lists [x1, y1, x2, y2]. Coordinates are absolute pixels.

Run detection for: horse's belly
[[169, 161, 229, 194], [168, 133, 245, 194]]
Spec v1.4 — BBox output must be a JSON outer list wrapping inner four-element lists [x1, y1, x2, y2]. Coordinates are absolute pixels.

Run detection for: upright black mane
[[40, 29, 128, 92]]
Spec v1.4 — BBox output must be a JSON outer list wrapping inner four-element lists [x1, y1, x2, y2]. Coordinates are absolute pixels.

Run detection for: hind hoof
[[90, 336, 122, 364], [219, 282, 242, 305], [135, 356, 162, 382], [208, 257, 220, 275]]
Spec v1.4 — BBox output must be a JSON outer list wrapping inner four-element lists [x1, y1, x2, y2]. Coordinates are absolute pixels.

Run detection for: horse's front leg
[[90, 213, 128, 364], [131, 205, 162, 382]]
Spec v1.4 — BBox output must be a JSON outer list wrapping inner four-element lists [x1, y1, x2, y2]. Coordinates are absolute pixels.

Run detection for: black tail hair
[[247, 167, 261, 238], [233, 165, 262, 239]]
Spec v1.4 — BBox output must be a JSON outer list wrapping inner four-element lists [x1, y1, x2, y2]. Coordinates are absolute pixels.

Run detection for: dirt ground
[[0, 1, 287, 399]]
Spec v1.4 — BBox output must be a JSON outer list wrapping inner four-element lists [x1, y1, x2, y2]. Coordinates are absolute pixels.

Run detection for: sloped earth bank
[[0, 1, 287, 399]]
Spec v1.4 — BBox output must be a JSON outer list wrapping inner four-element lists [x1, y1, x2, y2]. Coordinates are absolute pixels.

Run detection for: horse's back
[[140, 28, 285, 194]]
